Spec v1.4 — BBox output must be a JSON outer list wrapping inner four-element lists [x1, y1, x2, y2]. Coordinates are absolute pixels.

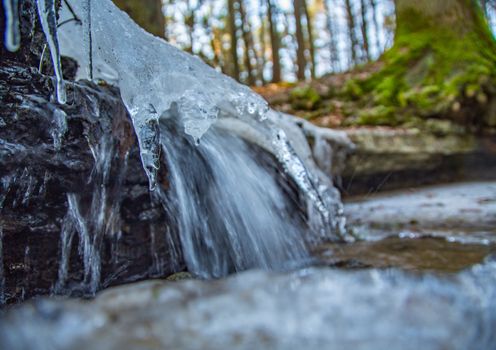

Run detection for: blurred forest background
[[113, 0, 496, 130], [113, 0, 495, 84]]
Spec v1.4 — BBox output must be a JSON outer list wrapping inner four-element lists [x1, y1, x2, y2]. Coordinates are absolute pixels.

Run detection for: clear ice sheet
[[58, 0, 268, 190]]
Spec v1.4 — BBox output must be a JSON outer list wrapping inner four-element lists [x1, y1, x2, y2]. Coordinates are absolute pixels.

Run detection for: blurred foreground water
[[1, 181, 495, 350]]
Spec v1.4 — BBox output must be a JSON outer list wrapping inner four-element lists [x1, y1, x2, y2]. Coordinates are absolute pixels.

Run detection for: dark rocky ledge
[[0, 61, 185, 304]]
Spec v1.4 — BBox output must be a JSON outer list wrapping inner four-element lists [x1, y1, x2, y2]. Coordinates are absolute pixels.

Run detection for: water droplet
[[247, 102, 256, 114]]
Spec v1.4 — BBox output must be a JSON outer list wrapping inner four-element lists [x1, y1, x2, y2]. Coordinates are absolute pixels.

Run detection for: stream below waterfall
[[1, 182, 496, 350]]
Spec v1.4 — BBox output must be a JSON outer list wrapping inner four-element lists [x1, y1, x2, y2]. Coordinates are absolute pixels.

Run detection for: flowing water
[[154, 119, 311, 278], [1, 259, 496, 350]]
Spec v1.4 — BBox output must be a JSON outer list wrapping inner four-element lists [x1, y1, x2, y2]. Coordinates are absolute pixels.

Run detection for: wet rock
[[0, 61, 184, 304], [339, 127, 496, 195]]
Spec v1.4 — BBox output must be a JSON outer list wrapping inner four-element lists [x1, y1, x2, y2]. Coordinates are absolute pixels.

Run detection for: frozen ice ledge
[[1, 0, 353, 247]]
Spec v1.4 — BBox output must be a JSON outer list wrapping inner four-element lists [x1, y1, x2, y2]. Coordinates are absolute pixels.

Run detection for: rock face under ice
[[1, 261, 495, 350], [1, 0, 353, 300], [57, 0, 353, 248], [0, 63, 185, 304]]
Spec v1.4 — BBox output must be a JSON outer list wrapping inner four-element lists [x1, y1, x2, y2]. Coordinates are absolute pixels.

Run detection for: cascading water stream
[[1, 0, 352, 291], [154, 118, 311, 277]]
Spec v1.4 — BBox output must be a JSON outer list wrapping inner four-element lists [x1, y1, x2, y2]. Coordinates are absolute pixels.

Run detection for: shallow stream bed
[[318, 181, 496, 272], [1, 181, 495, 350]]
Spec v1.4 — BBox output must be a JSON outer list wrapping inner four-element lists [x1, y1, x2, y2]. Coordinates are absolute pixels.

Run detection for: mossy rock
[[351, 106, 398, 126], [342, 79, 364, 100], [165, 272, 193, 281], [289, 86, 322, 111]]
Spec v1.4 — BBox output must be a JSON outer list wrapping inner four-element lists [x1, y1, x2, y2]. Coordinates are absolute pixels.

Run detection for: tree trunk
[[347, 0, 496, 127], [302, 0, 316, 79], [206, 4, 222, 70], [184, 0, 196, 54], [359, 0, 371, 61], [245, 5, 260, 82], [267, 0, 282, 83], [238, 0, 256, 85], [258, 0, 267, 85], [324, 0, 340, 72], [227, 0, 241, 81], [344, 0, 358, 66], [113, 0, 165, 38], [395, 0, 491, 38], [480, 0, 487, 15], [369, 0, 381, 55], [293, 0, 307, 80]]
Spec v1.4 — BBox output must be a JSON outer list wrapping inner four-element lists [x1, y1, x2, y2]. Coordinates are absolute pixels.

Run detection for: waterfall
[[1, 0, 352, 292], [154, 119, 311, 277]]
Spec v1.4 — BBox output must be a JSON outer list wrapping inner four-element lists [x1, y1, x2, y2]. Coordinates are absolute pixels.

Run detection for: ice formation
[[55, 0, 351, 241], [154, 119, 312, 277], [57, 0, 269, 190], [3, 0, 19, 52], [1, 0, 353, 283], [0, 226, 4, 305], [36, 0, 66, 104]]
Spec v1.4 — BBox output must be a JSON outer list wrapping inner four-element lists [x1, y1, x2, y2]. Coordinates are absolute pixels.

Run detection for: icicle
[[50, 108, 67, 150], [36, 0, 66, 104], [82, 0, 93, 79], [272, 128, 329, 219], [3, 0, 20, 52], [133, 116, 161, 191]]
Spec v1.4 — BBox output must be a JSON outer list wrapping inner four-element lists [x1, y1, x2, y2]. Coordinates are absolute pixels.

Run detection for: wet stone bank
[[0, 62, 185, 304]]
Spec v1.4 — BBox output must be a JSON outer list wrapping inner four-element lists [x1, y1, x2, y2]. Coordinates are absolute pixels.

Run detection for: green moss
[[398, 85, 441, 111], [335, 1, 496, 127], [354, 106, 398, 126], [342, 79, 363, 99], [285, 2, 496, 128], [289, 86, 322, 110]]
